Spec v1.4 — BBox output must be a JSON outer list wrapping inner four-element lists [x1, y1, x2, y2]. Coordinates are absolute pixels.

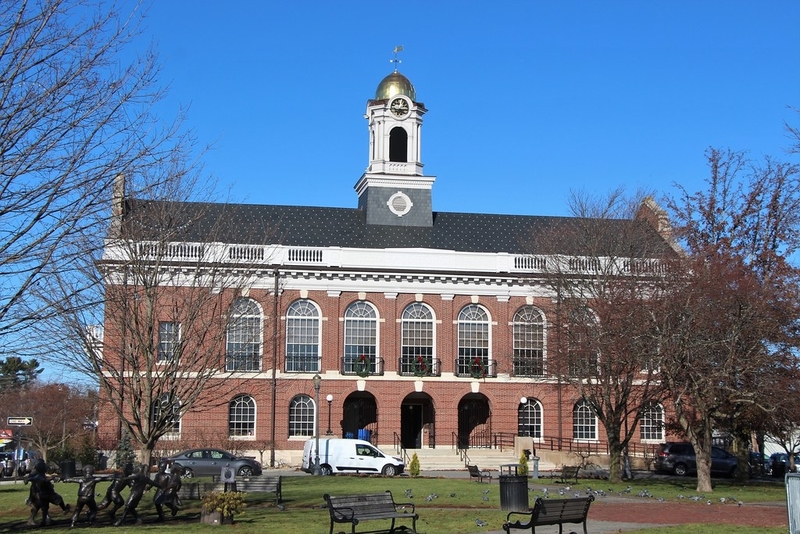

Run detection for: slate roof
[[122, 200, 677, 258]]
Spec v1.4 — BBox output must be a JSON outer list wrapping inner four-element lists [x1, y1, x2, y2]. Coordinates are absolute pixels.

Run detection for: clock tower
[[355, 66, 436, 227]]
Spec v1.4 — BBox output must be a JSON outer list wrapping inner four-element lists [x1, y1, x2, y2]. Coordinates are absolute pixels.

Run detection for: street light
[[520, 397, 528, 437], [326, 394, 334, 435], [312, 373, 322, 476]]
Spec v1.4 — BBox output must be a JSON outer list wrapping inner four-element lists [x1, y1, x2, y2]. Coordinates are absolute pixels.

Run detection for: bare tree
[[537, 189, 672, 483], [36, 167, 280, 466], [1, 382, 94, 463], [656, 146, 800, 492], [0, 0, 191, 351]]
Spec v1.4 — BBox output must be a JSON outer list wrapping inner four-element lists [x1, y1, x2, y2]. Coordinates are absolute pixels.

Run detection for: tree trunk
[[607, 441, 624, 483], [694, 448, 714, 493]]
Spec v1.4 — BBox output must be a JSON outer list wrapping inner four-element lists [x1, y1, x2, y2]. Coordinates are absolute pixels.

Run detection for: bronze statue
[[114, 463, 157, 525], [97, 463, 133, 522], [24, 460, 70, 526], [153, 461, 182, 520], [64, 465, 105, 528]]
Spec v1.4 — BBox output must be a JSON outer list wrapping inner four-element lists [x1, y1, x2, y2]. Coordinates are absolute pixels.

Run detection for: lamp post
[[326, 394, 333, 435], [520, 397, 528, 437], [312, 373, 322, 476]]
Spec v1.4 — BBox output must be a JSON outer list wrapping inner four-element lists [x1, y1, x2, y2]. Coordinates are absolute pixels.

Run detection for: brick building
[[98, 67, 678, 466]]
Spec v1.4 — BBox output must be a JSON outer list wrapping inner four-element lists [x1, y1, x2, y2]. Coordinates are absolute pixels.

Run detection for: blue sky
[[132, 1, 800, 217]]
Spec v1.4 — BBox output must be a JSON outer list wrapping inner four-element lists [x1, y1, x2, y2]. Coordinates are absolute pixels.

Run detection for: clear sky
[[129, 1, 800, 218]]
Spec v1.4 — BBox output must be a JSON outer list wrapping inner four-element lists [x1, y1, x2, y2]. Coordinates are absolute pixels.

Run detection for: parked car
[[166, 448, 262, 478], [0, 453, 14, 477], [654, 442, 738, 477], [302, 438, 405, 476], [748, 452, 770, 476], [768, 452, 799, 477]]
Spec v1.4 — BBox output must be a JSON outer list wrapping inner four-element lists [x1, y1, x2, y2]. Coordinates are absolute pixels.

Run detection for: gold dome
[[375, 71, 416, 101]]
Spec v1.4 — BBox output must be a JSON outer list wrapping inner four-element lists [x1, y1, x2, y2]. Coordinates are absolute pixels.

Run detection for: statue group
[[24, 459, 182, 527]]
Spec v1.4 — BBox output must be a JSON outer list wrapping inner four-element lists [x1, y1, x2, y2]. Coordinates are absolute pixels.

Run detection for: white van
[[301, 438, 405, 476]]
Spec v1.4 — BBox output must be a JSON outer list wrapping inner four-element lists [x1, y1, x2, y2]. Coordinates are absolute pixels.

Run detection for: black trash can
[[499, 464, 528, 512], [60, 460, 76, 479], [773, 462, 786, 478]]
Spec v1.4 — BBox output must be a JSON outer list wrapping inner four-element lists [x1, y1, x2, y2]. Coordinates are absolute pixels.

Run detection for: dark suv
[[654, 442, 738, 477]]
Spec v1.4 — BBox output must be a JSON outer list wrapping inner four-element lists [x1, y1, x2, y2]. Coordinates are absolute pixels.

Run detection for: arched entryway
[[342, 392, 378, 443], [457, 394, 491, 448], [400, 392, 435, 449]]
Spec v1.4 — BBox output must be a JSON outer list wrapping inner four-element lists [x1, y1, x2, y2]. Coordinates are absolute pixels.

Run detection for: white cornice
[[354, 173, 436, 196]]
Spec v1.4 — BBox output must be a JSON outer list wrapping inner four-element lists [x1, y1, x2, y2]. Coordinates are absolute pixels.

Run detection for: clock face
[[390, 97, 410, 118]]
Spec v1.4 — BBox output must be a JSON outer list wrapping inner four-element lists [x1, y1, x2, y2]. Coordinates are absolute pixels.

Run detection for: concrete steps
[[395, 447, 558, 473]]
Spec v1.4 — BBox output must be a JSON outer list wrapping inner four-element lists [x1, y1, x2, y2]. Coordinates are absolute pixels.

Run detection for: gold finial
[[390, 45, 404, 71]]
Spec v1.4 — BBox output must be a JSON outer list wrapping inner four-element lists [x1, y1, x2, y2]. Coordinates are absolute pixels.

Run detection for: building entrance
[[400, 393, 435, 449], [457, 394, 491, 448]]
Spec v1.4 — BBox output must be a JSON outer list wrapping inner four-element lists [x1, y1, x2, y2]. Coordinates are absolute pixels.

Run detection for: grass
[[0, 474, 788, 534]]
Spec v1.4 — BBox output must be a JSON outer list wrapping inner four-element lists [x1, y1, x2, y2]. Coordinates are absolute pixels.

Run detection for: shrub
[[518, 451, 529, 476], [409, 453, 420, 477], [113, 430, 136, 469], [201, 491, 247, 518]]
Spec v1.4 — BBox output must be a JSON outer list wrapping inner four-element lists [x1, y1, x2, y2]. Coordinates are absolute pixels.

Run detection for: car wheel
[[674, 463, 688, 476], [181, 467, 194, 479], [382, 464, 398, 476], [320, 465, 333, 476], [730, 466, 738, 478], [238, 466, 254, 477]]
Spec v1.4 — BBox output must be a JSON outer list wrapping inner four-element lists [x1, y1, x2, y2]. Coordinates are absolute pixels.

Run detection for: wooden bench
[[177, 476, 282, 505], [468, 464, 492, 483], [237, 476, 282, 504], [323, 490, 417, 534], [560, 465, 580, 483], [503, 495, 594, 534]]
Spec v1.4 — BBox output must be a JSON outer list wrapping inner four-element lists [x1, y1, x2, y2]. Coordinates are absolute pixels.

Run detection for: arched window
[[226, 298, 262, 371], [401, 303, 435, 376], [286, 300, 321, 372], [512, 306, 545, 376], [229, 395, 256, 437], [457, 304, 491, 377], [568, 307, 599, 377], [152, 394, 181, 436], [518, 398, 543, 438], [289, 394, 315, 437], [640, 402, 664, 442], [389, 127, 407, 162], [344, 301, 378, 376], [573, 399, 597, 441]]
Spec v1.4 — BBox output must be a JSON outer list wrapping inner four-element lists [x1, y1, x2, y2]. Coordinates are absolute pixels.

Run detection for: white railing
[[106, 241, 664, 277]]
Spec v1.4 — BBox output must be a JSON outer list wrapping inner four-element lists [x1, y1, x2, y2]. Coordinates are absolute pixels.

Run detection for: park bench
[[560, 464, 580, 483], [503, 495, 594, 534], [468, 464, 492, 483], [236, 476, 282, 504], [323, 490, 417, 534], [177, 475, 282, 504]]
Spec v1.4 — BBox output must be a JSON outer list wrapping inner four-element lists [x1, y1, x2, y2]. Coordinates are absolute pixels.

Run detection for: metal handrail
[[392, 432, 410, 465]]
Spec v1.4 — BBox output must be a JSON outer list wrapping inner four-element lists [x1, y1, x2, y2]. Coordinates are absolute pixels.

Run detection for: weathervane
[[390, 45, 404, 71]]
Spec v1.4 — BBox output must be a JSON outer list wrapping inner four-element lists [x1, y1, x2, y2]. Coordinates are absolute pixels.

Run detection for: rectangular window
[[286, 316, 319, 372], [158, 322, 180, 362]]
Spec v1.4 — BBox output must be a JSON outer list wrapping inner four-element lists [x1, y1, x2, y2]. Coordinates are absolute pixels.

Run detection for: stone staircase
[[393, 446, 559, 474]]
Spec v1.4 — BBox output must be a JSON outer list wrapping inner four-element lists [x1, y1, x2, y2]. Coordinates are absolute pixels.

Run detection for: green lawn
[[0, 474, 788, 534]]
